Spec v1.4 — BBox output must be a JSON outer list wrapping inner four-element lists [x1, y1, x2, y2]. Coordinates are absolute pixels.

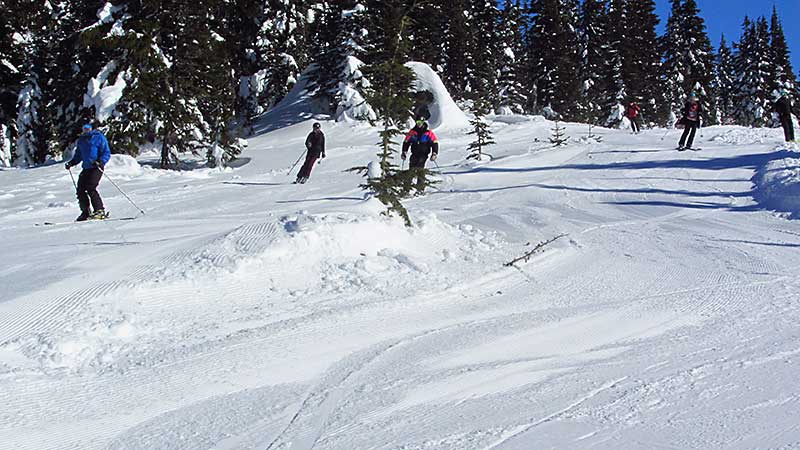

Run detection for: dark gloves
[[321, 153, 326, 159], [400, 152, 407, 160], [65, 162, 72, 170]]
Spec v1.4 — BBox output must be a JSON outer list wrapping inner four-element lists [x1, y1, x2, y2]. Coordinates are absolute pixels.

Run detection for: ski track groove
[[0, 222, 283, 345]]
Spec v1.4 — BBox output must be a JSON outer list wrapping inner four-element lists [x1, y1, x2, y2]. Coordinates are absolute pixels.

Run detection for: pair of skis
[[35, 216, 138, 227]]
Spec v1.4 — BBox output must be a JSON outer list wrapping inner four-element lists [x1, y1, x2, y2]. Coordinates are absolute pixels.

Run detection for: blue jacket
[[70, 130, 111, 169]]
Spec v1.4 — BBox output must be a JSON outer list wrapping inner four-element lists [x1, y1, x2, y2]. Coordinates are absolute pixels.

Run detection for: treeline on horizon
[[0, 0, 796, 168]]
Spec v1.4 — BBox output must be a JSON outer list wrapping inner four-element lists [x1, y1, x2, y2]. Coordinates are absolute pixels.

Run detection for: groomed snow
[[2, 117, 800, 449]]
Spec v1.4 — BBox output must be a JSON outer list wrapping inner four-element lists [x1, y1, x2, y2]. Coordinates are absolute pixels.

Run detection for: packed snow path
[[1, 120, 799, 449]]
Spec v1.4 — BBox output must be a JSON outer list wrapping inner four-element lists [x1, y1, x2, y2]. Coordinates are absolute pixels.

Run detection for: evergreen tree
[[769, 6, 796, 95], [577, 0, 607, 124], [467, 98, 495, 160], [496, 0, 527, 114], [351, 0, 419, 226], [306, 1, 372, 120], [599, 0, 627, 126], [407, 3, 447, 69], [549, 120, 569, 146], [681, 0, 717, 124], [0, 0, 25, 166], [12, 0, 61, 166], [245, 0, 310, 118], [80, 0, 242, 168], [621, 0, 661, 123], [524, 0, 581, 119], [468, 0, 502, 106], [714, 34, 736, 124], [441, 0, 472, 102], [733, 16, 772, 126], [660, 0, 688, 124], [660, 0, 715, 124]]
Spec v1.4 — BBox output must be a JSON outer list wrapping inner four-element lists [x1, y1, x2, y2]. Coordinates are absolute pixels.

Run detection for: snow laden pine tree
[[714, 35, 737, 124], [768, 6, 796, 97], [467, 98, 495, 161], [495, 0, 527, 114], [598, 0, 627, 127], [306, 1, 374, 122], [10, 0, 61, 167], [620, 0, 661, 124], [524, 0, 581, 119], [660, 0, 716, 125], [732, 16, 772, 127], [349, 0, 418, 227], [441, 0, 472, 103], [577, 0, 627, 126], [0, 1, 26, 166], [468, 0, 502, 107], [81, 0, 242, 168]]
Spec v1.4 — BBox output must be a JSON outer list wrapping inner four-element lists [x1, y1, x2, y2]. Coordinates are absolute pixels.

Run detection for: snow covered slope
[[2, 118, 800, 449]]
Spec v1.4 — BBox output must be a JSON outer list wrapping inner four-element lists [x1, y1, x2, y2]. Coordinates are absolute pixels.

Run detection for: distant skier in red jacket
[[626, 101, 642, 134]]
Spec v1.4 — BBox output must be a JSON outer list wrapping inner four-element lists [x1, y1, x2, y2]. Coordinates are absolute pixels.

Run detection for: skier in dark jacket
[[773, 89, 795, 143], [677, 93, 703, 150], [626, 101, 642, 134], [401, 119, 439, 195], [296, 122, 325, 184], [65, 123, 111, 221]]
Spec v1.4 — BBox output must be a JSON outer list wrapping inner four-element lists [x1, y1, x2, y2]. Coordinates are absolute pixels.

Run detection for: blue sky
[[654, 0, 799, 71]]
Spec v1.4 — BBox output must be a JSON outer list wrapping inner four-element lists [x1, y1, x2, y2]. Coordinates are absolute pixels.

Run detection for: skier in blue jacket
[[65, 123, 111, 221]]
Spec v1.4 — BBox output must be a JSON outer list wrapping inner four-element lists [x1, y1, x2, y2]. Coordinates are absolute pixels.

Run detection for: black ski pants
[[629, 117, 640, 133], [77, 167, 104, 213], [404, 152, 428, 193], [297, 153, 319, 179], [679, 121, 699, 148], [780, 115, 795, 142]]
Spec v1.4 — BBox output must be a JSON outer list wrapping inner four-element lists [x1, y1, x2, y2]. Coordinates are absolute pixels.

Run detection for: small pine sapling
[[467, 98, 496, 161], [348, 122, 411, 226], [550, 120, 569, 146], [587, 124, 602, 142]]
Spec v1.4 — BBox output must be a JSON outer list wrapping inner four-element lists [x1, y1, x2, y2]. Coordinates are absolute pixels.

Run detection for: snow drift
[[406, 62, 470, 130], [752, 149, 800, 217]]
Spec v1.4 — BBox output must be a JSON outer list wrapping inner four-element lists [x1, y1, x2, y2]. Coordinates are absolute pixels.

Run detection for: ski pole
[[288, 150, 307, 176], [99, 167, 146, 215], [68, 167, 77, 190], [660, 128, 670, 140]]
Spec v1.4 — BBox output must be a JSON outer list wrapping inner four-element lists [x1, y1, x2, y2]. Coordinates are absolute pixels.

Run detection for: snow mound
[[1, 314, 137, 374], [406, 62, 470, 130], [105, 154, 143, 177], [241, 212, 502, 294], [752, 151, 800, 217], [709, 127, 772, 145]]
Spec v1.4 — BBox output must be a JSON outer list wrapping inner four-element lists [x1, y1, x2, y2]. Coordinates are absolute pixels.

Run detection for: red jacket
[[626, 103, 641, 119]]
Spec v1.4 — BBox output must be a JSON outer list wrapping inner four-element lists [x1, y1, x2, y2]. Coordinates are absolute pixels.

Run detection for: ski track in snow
[[2, 120, 800, 449]]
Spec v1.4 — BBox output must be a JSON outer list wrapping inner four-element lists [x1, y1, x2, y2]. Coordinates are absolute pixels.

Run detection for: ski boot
[[90, 209, 109, 220]]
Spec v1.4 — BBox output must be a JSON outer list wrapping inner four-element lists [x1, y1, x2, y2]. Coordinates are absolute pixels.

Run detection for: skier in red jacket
[[626, 101, 642, 134]]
